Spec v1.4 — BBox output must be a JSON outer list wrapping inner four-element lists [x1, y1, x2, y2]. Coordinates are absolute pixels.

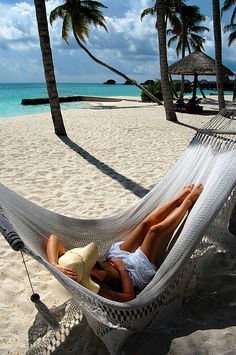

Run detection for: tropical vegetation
[[141, 1, 209, 118], [167, 5, 209, 56], [142, 0, 234, 111], [141, 80, 163, 102], [141, 79, 186, 102], [167, 3, 209, 101]]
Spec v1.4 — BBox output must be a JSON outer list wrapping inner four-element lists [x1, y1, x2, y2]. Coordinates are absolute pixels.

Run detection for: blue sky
[[0, 0, 235, 83]]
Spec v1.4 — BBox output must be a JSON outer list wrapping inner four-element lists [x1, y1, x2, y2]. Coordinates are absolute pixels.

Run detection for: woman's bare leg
[[140, 184, 203, 267], [120, 184, 194, 252]]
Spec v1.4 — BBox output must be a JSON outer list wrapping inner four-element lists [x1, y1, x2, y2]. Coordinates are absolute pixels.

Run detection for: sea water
[[0, 83, 141, 119], [0, 83, 233, 119]]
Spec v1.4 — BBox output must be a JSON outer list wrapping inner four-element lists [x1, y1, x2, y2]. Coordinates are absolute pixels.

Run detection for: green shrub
[[141, 80, 163, 102]]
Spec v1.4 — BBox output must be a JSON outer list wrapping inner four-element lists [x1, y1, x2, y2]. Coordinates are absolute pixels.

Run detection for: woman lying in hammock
[[47, 183, 203, 302]]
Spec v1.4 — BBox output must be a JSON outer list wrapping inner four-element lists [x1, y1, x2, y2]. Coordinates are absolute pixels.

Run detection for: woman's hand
[[53, 264, 78, 281], [100, 258, 135, 301], [110, 258, 126, 272]]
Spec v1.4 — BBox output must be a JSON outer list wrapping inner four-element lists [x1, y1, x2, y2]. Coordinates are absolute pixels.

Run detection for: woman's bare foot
[[177, 184, 195, 204], [185, 183, 204, 207]]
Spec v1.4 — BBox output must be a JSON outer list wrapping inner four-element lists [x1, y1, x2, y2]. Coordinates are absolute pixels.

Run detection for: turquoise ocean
[[0, 83, 233, 119], [0, 83, 141, 119]]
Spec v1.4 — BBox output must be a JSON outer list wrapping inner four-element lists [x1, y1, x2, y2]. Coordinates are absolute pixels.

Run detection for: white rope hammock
[[1, 102, 236, 354]]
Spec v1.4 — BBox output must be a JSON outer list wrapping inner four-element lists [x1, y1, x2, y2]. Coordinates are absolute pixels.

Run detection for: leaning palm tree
[[212, 0, 225, 110], [50, 0, 162, 105], [222, 0, 236, 45], [34, 0, 67, 136], [156, 0, 178, 121]]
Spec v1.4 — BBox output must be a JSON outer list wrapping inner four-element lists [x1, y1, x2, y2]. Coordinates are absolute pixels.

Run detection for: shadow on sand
[[90, 104, 157, 110], [59, 136, 150, 198]]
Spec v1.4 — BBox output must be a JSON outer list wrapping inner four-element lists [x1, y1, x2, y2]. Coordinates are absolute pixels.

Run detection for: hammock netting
[[1, 102, 236, 354]]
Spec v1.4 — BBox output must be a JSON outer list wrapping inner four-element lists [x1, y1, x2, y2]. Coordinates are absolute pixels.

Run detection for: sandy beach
[[0, 96, 236, 354]]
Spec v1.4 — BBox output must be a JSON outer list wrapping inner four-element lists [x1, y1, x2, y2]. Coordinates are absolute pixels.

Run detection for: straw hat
[[58, 242, 100, 293]]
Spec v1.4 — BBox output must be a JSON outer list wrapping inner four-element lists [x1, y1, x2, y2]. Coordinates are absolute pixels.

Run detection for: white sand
[[0, 96, 235, 354]]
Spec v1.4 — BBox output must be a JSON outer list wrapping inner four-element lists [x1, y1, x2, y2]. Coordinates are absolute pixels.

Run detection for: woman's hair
[[97, 261, 122, 291]]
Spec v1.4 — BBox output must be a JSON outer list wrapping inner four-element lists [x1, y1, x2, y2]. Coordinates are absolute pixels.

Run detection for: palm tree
[[141, 0, 187, 103], [212, 0, 225, 110], [167, 5, 209, 100], [156, 0, 178, 121], [50, 0, 162, 105], [167, 6, 209, 56], [141, 1, 186, 32], [34, 0, 67, 136], [222, 0, 236, 45]]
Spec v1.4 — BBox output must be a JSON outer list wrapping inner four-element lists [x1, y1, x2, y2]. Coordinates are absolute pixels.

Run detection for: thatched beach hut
[[168, 51, 235, 99]]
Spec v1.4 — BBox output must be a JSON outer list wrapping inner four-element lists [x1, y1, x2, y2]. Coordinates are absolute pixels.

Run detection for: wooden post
[[197, 80, 206, 98], [192, 73, 198, 100]]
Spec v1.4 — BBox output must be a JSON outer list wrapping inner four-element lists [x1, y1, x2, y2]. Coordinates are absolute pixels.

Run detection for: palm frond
[[168, 14, 182, 34], [140, 7, 155, 21], [189, 33, 206, 44], [176, 40, 182, 57], [189, 25, 210, 33], [228, 29, 236, 45], [231, 7, 236, 23], [80, 1, 106, 27], [166, 28, 175, 36], [189, 34, 205, 52], [167, 35, 178, 47], [224, 23, 236, 32], [62, 13, 71, 42], [50, 5, 67, 25], [82, 0, 107, 10], [80, 4, 107, 29], [72, 14, 90, 43], [221, 0, 236, 14]]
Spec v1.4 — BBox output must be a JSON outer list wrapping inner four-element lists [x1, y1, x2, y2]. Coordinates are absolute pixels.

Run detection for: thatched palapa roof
[[168, 51, 235, 76]]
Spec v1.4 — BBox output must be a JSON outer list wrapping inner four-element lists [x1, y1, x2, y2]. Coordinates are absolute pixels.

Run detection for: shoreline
[[0, 93, 234, 120], [0, 97, 235, 354], [0, 95, 142, 120]]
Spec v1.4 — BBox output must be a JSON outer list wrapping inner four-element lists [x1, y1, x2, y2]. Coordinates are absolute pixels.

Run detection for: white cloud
[[0, 1, 65, 50], [86, 1, 158, 66], [0, 2, 37, 47]]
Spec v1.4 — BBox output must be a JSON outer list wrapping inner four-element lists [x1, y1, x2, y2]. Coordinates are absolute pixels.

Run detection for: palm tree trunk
[[72, 30, 162, 105], [34, 0, 67, 136], [212, 0, 225, 111], [178, 1, 186, 101], [156, 0, 178, 121]]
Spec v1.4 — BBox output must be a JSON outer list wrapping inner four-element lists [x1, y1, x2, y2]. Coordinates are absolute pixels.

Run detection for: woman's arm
[[47, 234, 65, 266], [46, 234, 78, 281], [99, 258, 135, 302]]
